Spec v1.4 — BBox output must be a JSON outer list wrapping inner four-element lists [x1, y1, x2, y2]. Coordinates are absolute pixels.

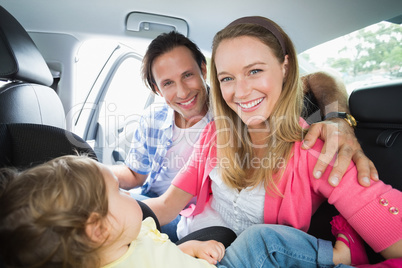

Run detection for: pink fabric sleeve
[[301, 141, 402, 252], [172, 122, 217, 217]]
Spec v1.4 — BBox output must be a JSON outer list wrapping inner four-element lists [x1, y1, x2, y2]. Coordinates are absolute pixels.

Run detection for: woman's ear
[[282, 55, 289, 79], [85, 212, 110, 244]]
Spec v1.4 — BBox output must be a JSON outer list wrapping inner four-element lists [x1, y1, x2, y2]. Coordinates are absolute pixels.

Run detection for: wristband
[[323, 112, 357, 128]]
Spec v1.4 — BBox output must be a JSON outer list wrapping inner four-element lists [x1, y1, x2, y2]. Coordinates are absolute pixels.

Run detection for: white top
[[150, 116, 208, 196], [177, 166, 265, 239]]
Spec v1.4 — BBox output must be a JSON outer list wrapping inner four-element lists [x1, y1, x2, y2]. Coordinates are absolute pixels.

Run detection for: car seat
[[349, 81, 402, 190], [0, 123, 96, 169], [0, 6, 65, 128]]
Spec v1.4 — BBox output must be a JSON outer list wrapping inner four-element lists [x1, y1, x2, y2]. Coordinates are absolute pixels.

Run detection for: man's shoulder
[[142, 102, 173, 124]]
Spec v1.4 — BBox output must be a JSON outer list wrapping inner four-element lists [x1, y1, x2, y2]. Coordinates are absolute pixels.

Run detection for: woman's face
[[214, 35, 288, 129]]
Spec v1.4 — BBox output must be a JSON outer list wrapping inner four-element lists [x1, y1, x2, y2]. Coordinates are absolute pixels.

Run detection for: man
[[111, 31, 377, 241]]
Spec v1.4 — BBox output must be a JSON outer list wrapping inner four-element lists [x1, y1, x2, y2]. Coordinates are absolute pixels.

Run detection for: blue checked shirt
[[125, 102, 212, 194]]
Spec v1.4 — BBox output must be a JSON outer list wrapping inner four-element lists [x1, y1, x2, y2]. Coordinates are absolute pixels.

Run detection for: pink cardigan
[[172, 121, 402, 252]]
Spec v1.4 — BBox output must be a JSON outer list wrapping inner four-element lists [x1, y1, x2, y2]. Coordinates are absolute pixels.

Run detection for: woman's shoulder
[[196, 121, 217, 146], [293, 139, 325, 161]]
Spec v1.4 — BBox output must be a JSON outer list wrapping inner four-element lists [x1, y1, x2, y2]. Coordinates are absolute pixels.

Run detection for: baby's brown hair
[[0, 155, 108, 267]]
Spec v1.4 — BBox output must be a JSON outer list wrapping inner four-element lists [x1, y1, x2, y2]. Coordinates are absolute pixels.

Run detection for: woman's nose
[[234, 78, 251, 99]]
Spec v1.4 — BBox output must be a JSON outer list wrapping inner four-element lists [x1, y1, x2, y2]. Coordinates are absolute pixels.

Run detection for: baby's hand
[[178, 240, 225, 264], [194, 240, 225, 264]]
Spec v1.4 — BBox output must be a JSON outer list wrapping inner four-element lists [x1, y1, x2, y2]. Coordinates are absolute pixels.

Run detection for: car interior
[[0, 0, 401, 265]]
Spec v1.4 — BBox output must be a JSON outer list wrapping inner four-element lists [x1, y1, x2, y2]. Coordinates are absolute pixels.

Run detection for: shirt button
[[389, 207, 399, 215], [379, 198, 389, 206]]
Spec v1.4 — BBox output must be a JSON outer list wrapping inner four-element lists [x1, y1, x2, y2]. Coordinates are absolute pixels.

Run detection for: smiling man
[[111, 31, 377, 242], [151, 45, 209, 129]]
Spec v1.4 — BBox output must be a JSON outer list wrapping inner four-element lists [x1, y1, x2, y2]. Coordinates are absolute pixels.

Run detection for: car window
[[300, 20, 402, 95], [98, 56, 149, 130]]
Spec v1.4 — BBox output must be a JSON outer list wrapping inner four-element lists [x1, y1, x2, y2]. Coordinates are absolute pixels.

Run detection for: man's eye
[[163, 81, 173, 87], [184, 73, 193, 78]]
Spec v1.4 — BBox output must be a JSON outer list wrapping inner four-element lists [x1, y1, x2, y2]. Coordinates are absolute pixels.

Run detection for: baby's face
[[100, 164, 143, 243]]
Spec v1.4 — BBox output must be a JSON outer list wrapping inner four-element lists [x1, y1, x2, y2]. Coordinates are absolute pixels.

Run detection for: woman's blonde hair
[[210, 17, 305, 194], [0, 155, 108, 267]]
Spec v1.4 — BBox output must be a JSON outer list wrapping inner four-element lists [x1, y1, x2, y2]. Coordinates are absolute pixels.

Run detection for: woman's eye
[[220, 77, 232, 83], [250, 69, 262, 75]]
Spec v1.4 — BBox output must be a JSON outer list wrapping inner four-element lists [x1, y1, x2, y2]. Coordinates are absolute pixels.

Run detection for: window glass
[[75, 40, 118, 107], [300, 21, 402, 95], [98, 56, 151, 150]]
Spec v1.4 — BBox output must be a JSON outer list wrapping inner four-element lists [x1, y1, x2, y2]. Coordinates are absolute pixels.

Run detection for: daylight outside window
[[300, 20, 402, 95]]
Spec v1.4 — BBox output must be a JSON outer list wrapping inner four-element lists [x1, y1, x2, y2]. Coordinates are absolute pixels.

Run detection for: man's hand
[[302, 118, 379, 187], [178, 240, 225, 264], [110, 165, 148, 190]]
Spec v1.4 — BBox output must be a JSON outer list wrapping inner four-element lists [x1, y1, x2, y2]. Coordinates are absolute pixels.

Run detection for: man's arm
[[110, 165, 148, 190], [301, 71, 379, 187], [302, 71, 349, 115]]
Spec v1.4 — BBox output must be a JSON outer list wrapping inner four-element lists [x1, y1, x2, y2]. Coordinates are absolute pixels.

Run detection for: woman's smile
[[237, 97, 265, 111]]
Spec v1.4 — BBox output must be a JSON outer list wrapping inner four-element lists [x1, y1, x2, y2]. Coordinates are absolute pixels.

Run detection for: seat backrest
[[0, 123, 97, 169], [0, 6, 66, 128], [349, 81, 402, 189]]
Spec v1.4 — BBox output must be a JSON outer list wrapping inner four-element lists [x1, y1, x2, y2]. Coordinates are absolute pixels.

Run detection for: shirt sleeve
[[172, 131, 207, 196], [125, 114, 152, 175], [172, 122, 217, 217], [303, 140, 402, 252]]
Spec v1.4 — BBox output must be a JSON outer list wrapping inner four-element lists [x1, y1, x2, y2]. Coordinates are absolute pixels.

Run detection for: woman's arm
[[304, 140, 402, 256], [144, 185, 193, 226]]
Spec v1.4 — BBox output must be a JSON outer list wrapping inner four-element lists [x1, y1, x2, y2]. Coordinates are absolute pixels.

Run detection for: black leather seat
[[0, 123, 97, 169], [0, 6, 65, 128], [350, 82, 402, 190]]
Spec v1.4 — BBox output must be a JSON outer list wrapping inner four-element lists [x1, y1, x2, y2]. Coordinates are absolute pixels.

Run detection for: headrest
[[349, 82, 402, 124], [0, 123, 97, 168], [0, 6, 53, 86]]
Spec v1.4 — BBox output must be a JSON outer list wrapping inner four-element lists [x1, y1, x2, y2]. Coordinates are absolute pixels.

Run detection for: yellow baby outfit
[[102, 217, 216, 268]]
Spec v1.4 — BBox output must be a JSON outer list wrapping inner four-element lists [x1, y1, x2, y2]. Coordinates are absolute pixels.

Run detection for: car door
[[74, 43, 163, 164]]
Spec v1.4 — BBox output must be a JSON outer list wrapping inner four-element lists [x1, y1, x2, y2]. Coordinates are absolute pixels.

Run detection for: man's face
[[152, 46, 208, 128]]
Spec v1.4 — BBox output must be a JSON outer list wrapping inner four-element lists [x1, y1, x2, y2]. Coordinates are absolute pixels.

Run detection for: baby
[[0, 155, 224, 267]]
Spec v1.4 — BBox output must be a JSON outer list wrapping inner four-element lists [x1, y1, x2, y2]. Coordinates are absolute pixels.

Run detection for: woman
[[145, 16, 402, 266]]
